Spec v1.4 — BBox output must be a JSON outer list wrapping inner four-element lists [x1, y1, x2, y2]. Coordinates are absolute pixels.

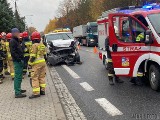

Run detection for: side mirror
[[144, 30, 153, 44]]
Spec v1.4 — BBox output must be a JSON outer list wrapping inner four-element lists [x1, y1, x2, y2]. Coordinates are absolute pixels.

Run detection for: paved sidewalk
[[0, 67, 66, 120]]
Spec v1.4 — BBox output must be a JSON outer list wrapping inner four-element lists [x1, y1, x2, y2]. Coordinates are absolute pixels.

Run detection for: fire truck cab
[[98, 3, 160, 91]]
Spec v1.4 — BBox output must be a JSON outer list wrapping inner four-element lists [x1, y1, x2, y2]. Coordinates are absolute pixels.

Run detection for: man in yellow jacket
[[22, 31, 32, 75], [6, 33, 14, 80], [29, 31, 46, 99], [1, 32, 10, 75]]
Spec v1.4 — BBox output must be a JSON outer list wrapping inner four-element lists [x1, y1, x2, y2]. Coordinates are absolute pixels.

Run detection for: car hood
[[51, 39, 74, 47]]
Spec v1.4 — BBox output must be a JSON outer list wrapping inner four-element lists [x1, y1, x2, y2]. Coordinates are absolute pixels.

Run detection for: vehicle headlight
[[90, 39, 94, 42]]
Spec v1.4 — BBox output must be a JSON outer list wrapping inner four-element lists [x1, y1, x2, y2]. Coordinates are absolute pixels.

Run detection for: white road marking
[[95, 98, 123, 116], [80, 82, 94, 91], [62, 65, 80, 79]]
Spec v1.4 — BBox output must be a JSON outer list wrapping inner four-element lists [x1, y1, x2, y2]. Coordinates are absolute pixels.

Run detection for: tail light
[[99, 52, 102, 60]]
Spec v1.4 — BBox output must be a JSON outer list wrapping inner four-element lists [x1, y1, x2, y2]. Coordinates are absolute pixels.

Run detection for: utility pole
[[24, 15, 34, 32], [15, 0, 18, 27]]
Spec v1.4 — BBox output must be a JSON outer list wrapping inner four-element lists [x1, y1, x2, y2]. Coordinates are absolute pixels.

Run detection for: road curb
[[47, 67, 67, 120], [49, 66, 87, 120]]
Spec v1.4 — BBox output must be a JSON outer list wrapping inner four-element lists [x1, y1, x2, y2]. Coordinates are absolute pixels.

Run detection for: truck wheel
[[103, 56, 108, 70], [149, 64, 160, 91]]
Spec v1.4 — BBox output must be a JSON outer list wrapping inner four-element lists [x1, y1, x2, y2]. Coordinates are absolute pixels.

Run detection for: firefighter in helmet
[[6, 33, 14, 80], [1, 32, 10, 75], [105, 26, 124, 85], [0, 34, 6, 84], [136, 33, 144, 43], [22, 31, 32, 75], [130, 32, 145, 86], [29, 31, 47, 99]]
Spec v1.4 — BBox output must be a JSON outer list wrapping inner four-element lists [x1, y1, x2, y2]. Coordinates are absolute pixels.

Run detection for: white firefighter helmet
[[1, 32, 6, 36]]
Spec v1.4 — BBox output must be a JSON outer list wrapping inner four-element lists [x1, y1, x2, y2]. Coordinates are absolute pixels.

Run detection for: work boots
[[135, 77, 143, 86], [115, 76, 124, 83], [5, 71, 10, 75], [40, 91, 45, 95], [109, 78, 114, 85], [2, 75, 5, 79], [76, 61, 82, 65], [15, 94, 26, 98], [28, 74, 31, 77], [130, 78, 136, 84], [21, 90, 26, 93], [0, 79, 3, 84], [40, 87, 45, 95], [130, 77, 143, 86], [23, 72, 26, 75]]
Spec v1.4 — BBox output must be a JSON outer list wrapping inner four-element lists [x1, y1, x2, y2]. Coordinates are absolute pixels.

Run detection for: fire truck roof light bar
[[100, 3, 160, 18], [142, 3, 160, 9]]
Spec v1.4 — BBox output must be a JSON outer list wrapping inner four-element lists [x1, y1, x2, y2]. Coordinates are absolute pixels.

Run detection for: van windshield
[[148, 13, 160, 34], [45, 33, 73, 43]]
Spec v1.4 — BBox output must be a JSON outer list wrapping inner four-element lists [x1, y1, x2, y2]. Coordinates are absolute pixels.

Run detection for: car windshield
[[46, 33, 73, 42], [148, 13, 160, 34], [90, 26, 97, 33]]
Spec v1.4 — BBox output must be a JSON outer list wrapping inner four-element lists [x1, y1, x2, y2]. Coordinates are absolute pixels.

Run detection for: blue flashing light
[[142, 3, 160, 10], [143, 5, 153, 9]]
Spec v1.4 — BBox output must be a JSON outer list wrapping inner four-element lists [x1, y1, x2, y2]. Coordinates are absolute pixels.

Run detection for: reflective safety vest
[[136, 33, 144, 42], [5, 42, 12, 59], [6, 42, 12, 60], [29, 43, 46, 66], [1, 39, 6, 53], [0, 42, 3, 60], [24, 41, 32, 57]]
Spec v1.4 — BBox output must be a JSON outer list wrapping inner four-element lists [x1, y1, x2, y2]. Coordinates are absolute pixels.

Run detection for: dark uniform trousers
[[0, 60, 3, 79], [107, 50, 115, 80], [23, 55, 30, 74], [0, 44, 5, 79]]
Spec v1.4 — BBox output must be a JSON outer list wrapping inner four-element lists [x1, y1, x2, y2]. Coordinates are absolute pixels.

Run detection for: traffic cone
[[93, 46, 98, 54]]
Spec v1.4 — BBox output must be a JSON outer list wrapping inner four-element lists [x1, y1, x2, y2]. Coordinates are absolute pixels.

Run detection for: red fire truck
[[98, 3, 160, 91]]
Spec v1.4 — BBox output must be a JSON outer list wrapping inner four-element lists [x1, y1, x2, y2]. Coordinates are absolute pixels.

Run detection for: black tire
[[149, 64, 160, 91], [103, 56, 108, 70]]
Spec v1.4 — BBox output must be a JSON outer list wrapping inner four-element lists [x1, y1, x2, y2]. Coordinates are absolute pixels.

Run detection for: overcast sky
[[7, 0, 61, 31]]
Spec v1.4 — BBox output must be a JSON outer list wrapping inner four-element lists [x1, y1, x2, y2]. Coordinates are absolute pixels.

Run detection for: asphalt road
[[54, 46, 160, 120]]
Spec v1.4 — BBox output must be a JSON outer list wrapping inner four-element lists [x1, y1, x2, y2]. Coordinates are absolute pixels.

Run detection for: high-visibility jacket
[[0, 41, 4, 60], [5, 41, 12, 60], [23, 41, 32, 57], [1, 39, 7, 55], [29, 42, 46, 66], [136, 33, 144, 42]]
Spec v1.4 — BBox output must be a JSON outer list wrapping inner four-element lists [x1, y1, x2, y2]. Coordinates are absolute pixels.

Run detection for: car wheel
[[149, 64, 160, 91]]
